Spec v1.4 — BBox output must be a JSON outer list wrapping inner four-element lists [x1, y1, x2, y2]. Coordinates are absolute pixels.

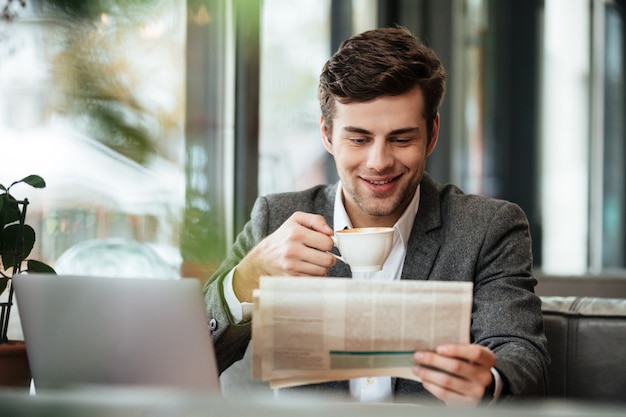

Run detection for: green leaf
[[0, 224, 35, 270], [27, 260, 56, 274], [20, 175, 46, 189], [0, 194, 21, 229], [7, 175, 46, 193]]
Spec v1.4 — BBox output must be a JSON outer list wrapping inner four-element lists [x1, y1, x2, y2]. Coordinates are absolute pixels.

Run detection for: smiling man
[[204, 26, 550, 405], [321, 86, 436, 228]]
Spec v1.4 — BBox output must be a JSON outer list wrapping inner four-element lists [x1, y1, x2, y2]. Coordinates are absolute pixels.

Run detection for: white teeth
[[369, 179, 392, 185]]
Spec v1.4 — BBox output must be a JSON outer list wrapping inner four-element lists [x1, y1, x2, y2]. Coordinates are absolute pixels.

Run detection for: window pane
[[258, 0, 378, 196], [540, 0, 590, 274], [457, 0, 488, 194], [183, 0, 234, 279], [602, 3, 626, 269], [258, 0, 332, 195], [0, 0, 186, 277]]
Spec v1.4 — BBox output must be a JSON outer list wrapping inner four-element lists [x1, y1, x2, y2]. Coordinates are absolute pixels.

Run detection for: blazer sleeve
[[470, 201, 550, 399], [203, 196, 270, 374], [202, 184, 333, 375]]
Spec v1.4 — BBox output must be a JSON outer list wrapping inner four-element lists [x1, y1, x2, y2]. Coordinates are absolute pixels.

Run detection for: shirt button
[[366, 377, 375, 384], [209, 318, 218, 332]]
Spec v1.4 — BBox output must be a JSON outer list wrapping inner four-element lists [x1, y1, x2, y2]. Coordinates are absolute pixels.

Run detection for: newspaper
[[251, 276, 473, 389]]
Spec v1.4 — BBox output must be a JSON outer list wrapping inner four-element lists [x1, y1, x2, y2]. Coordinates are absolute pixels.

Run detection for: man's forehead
[[331, 90, 426, 128]]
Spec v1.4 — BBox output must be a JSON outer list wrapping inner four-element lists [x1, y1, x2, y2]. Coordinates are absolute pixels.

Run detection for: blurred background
[[1, 0, 625, 283]]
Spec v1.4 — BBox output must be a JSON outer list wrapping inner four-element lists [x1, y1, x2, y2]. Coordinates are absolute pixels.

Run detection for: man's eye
[[349, 137, 368, 144], [392, 138, 412, 145]]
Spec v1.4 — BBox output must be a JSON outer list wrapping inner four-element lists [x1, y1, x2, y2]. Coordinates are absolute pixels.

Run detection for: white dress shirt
[[333, 183, 420, 402]]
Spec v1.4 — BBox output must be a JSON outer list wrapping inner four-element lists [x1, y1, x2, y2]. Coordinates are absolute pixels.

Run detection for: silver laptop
[[13, 274, 220, 393]]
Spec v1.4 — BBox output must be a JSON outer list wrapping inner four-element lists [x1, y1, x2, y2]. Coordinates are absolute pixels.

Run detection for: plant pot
[[0, 340, 32, 389]]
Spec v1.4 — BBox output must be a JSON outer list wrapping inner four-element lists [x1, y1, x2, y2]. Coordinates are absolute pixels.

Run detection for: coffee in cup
[[331, 227, 394, 272]]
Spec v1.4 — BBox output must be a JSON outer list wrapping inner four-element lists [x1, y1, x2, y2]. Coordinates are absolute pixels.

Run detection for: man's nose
[[366, 140, 394, 171]]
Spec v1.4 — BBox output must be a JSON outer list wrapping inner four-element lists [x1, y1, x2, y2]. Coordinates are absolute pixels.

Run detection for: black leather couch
[[541, 295, 626, 403]]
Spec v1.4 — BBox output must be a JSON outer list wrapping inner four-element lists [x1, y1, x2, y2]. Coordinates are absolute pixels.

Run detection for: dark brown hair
[[318, 26, 446, 142]]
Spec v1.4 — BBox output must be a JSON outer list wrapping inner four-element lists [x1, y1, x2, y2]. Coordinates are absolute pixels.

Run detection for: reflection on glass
[[54, 238, 179, 279], [0, 1, 186, 276]]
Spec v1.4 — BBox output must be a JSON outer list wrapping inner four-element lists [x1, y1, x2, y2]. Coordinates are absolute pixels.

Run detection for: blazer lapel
[[401, 174, 442, 281]]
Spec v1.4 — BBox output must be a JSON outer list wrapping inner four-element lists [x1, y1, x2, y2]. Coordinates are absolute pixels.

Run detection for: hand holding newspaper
[[251, 277, 473, 389]]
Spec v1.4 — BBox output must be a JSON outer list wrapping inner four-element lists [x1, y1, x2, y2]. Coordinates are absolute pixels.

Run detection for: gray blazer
[[204, 173, 550, 402]]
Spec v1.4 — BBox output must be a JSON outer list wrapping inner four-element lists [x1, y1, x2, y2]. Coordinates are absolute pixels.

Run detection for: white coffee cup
[[331, 227, 394, 272]]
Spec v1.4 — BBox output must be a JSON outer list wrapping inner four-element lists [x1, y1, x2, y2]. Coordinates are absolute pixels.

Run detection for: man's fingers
[[233, 211, 337, 302], [414, 351, 474, 380], [249, 212, 337, 276], [272, 243, 337, 274], [413, 344, 496, 406], [286, 212, 335, 252], [436, 344, 496, 368], [420, 380, 479, 406], [413, 361, 483, 394], [291, 212, 334, 236]]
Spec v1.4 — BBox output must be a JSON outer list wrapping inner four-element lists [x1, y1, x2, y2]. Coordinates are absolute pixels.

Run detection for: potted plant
[[0, 174, 55, 388]]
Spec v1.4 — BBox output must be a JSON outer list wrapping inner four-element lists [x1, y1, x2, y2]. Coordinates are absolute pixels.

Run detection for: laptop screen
[[13, 274, 220, 394]]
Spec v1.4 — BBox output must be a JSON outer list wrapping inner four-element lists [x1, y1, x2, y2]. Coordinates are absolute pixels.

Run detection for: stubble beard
[[346, 176, 421, 219]]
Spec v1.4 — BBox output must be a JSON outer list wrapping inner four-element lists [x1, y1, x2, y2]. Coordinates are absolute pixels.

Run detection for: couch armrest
[[541, 296, 626, 403]]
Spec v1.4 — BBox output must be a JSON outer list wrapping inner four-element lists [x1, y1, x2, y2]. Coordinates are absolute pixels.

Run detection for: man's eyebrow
[[341, 126, 420, 135], [342, 126, 371, 134], [389, 127, 420, 135]]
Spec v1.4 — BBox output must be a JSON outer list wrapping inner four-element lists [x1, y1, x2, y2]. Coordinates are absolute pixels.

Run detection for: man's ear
[[426, 113, 440, 156], [320, 116, 333, 154]]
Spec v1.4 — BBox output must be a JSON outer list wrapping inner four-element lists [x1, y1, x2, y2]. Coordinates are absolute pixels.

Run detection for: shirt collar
[[333, 182, 420, 248]]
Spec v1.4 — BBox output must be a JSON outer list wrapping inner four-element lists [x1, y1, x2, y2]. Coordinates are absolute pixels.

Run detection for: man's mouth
[[365, 177, 396, 185]]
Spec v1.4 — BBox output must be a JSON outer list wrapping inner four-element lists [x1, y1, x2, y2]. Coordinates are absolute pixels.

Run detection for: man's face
[[321, 86, 439, 228]]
